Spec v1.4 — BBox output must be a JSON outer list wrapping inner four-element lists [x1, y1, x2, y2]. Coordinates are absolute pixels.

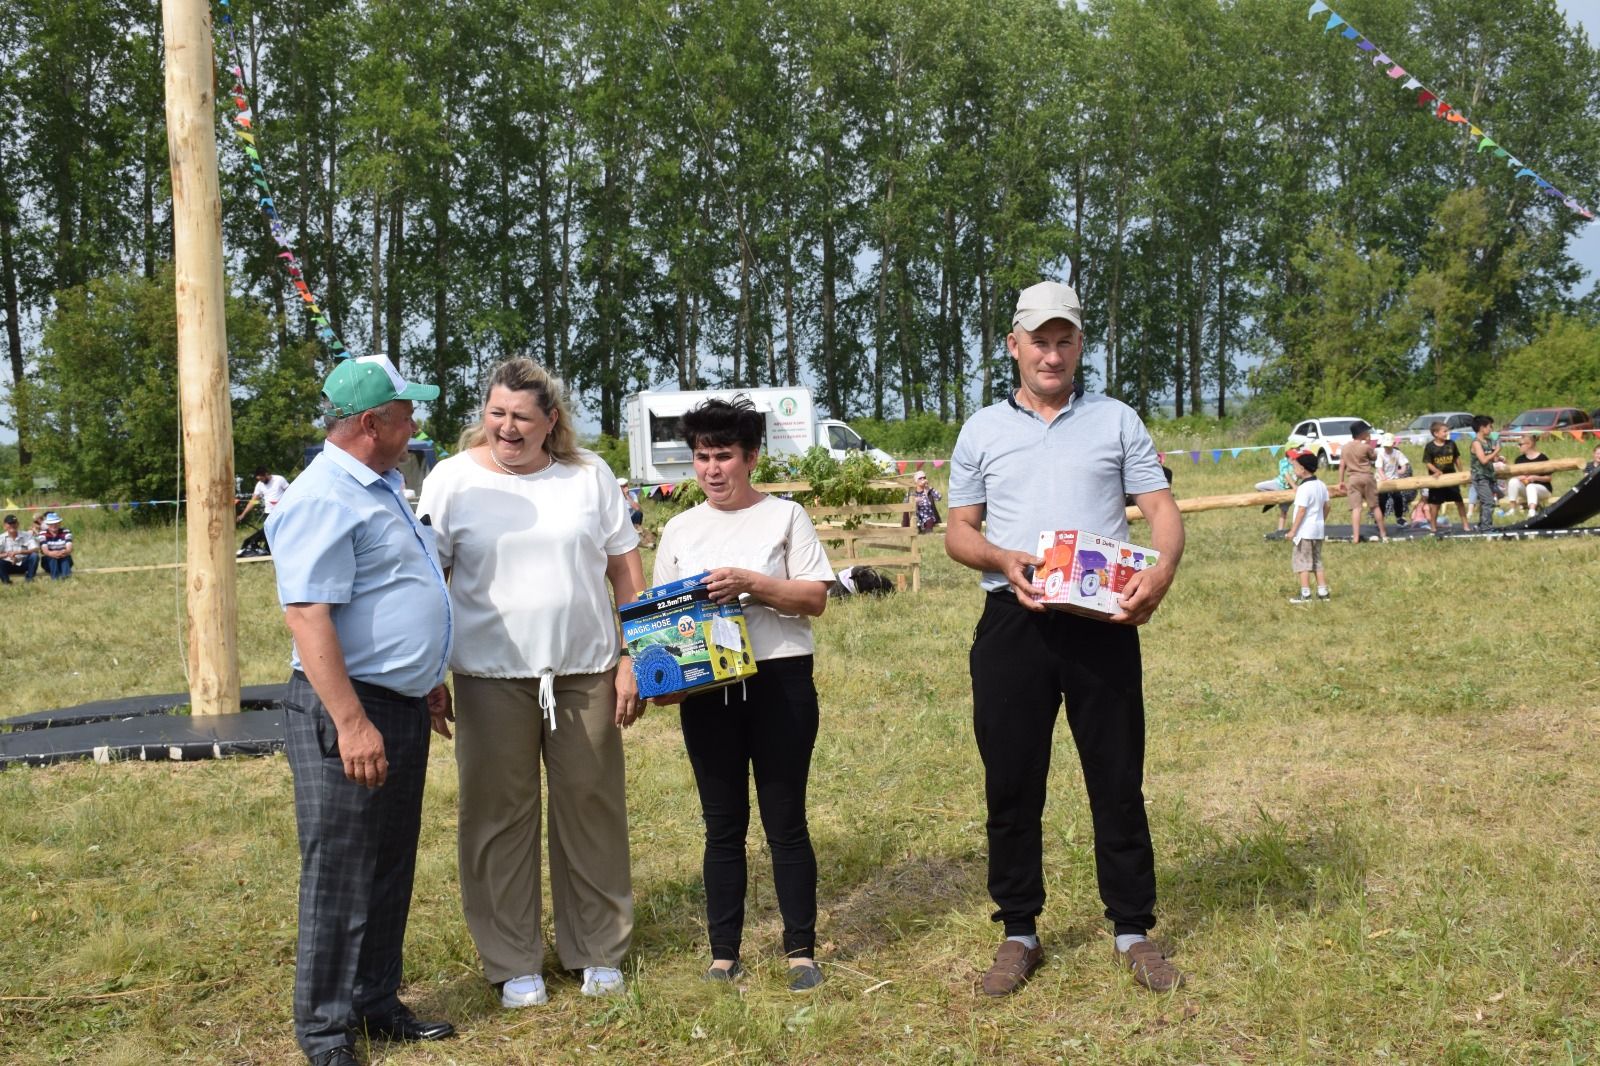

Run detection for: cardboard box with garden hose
[[619, 572, 758, 699]]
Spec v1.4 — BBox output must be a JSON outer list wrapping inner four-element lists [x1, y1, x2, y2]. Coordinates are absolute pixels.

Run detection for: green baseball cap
[[322, 355, 440, 417]]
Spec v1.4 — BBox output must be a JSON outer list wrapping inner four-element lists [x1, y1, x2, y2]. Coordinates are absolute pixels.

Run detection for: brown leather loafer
[[981, 940, 1043, 996], [1115, 940, 1186, 992]]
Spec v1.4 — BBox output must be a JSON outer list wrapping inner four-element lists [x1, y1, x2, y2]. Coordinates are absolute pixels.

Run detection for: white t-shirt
[[1376, 448, 1410, 481], [1292, 478, 1330, 544], [252, 474, 290, 511], [416, 449, 639, 677], [653, 495, 835, 661]]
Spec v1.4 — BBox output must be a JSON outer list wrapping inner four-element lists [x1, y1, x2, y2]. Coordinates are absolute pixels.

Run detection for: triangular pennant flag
[[1564, 197, 1582, 211], [1418, 90, 1436, 107], [1477, 136, 1497, 153], [1402, 77, 1422, 90], [1231, 448, 1243, 458], [1270, 446, 1283, 457], [1189, 451, 1201, 463], [1515, 168, 1536, 179], [1340, 25, 1360, 40], [896, 462, 907, 473], [933, 459, 945, 469], [253, 178, 270, 193], [1468, 125, 1483, 138], [1308, 0, 1329, 17], [1386, 65, 1406, 79], [1493, 147, 1509, 159], [1435, 101, 1451, 118], [1325, 12, 1345, 32], [1211, 449, 1223, 462], [1372, 53, 1391, 66], [1356, 37, 1376, 51]]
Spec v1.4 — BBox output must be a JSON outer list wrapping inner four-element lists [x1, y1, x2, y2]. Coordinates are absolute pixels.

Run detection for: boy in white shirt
[[1288, 451, 1330, 603]]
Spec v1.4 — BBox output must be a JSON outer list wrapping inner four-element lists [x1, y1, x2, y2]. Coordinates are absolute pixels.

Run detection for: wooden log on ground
[[1125, 458, 1584, 522]]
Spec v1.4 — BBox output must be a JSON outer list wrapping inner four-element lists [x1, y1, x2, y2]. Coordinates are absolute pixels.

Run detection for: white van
[[624, 387, 895, 484]]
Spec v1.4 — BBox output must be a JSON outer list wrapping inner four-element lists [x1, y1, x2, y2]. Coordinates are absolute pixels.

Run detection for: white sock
[[1317, 586, 1329, 595], [1006, 934, 1039, 950], [1115, 933, 1148, 953]]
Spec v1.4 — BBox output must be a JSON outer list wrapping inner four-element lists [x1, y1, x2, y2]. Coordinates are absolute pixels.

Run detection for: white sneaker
[[501, 974, 548, 1008], [581, 966, 625, 996]]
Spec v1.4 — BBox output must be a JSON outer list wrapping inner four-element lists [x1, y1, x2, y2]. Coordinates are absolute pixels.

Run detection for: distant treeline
[[4, 0, 1600, 499]]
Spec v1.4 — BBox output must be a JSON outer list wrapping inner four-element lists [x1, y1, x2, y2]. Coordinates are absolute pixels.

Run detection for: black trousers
[[679, 655, 819, 960], [1378, 489, 1414, 522], [970, 592, 1156, 938], [284, 671, 431, 1060]]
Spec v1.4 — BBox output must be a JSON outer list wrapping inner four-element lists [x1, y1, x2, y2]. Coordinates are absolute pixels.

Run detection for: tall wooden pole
[[163, 0, 240, 716]]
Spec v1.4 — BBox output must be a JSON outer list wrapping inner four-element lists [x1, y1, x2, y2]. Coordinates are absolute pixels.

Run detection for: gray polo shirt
[[948, 392, 1169, 591]]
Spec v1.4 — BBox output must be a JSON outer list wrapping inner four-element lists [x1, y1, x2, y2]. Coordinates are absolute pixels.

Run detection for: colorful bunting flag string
[[1305, 1, 1596, 222], [215, 0, 352, 357]]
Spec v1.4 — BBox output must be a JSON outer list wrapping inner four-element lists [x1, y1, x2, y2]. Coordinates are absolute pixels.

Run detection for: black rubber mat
[[0, 707, 287, 769], [2, 684, 289, 732], [1266, 523, 1600, 542]]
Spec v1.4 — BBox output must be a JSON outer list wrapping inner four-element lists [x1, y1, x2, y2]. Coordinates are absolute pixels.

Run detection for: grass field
[[4, 439, 1599, 1064]]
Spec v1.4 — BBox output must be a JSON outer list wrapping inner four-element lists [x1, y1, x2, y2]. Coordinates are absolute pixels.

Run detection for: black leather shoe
[[309, 1048, 359, 1066], [353, 1006, 455, 1042]]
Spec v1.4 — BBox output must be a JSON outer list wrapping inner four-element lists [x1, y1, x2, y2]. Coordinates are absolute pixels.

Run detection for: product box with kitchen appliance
[[1031, 530, 1160, 619], [619, 572, 758, 699]]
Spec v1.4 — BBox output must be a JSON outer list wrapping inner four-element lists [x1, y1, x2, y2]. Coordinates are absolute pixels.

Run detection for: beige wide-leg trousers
[[453, 670, 633, 981]]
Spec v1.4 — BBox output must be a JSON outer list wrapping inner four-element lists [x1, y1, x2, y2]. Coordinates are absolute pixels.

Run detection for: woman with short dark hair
[[651, 397, 835, 991]]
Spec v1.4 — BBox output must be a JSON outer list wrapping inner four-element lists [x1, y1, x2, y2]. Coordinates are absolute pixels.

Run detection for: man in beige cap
[[945, 280, 1187, 997]]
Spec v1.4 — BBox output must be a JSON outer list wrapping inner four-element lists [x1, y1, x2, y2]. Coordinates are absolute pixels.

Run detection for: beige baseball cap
[[1012, 281, 1083, 332]]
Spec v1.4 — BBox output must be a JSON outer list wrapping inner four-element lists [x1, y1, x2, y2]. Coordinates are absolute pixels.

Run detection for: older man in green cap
[[266, 355, 457, 1066]]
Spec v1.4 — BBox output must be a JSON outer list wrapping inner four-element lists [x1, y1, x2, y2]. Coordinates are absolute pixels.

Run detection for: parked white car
[[1285, 416, 1375, 469]]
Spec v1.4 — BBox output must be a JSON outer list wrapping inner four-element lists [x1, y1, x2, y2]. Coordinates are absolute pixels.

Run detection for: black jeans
[[970, 592, 1156, 938], [1378, 489, 1414, 522], [679, 655, 819, 960]]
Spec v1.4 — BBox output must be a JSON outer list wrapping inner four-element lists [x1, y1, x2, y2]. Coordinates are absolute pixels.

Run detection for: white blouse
[[417, 449, 638, 679]]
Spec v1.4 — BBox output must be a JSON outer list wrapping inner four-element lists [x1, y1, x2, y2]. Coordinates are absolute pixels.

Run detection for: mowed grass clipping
[[3, 439, 1599, 1064]]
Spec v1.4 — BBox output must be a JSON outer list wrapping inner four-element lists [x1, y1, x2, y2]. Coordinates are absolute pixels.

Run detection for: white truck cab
[[624, 387, 895, 484]]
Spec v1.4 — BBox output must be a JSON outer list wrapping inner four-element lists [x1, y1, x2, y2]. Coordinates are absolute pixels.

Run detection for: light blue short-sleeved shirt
[[948, 392, 1170, 591], [266, 440, 453, 697]]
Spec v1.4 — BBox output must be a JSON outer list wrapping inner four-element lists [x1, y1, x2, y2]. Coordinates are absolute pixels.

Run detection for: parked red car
[[1502, 407, 1594, 440]]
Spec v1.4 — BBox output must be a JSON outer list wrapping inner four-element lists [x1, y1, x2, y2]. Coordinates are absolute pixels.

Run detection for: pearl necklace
[[487, 442, 552, 477]]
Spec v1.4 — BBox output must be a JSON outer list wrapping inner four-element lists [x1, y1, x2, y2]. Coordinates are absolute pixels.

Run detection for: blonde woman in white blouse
[[416, 358, 644, 1008]]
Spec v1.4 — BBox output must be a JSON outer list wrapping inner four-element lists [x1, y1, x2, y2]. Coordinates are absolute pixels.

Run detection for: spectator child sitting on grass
[[1288, 451, 1330, 604]]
